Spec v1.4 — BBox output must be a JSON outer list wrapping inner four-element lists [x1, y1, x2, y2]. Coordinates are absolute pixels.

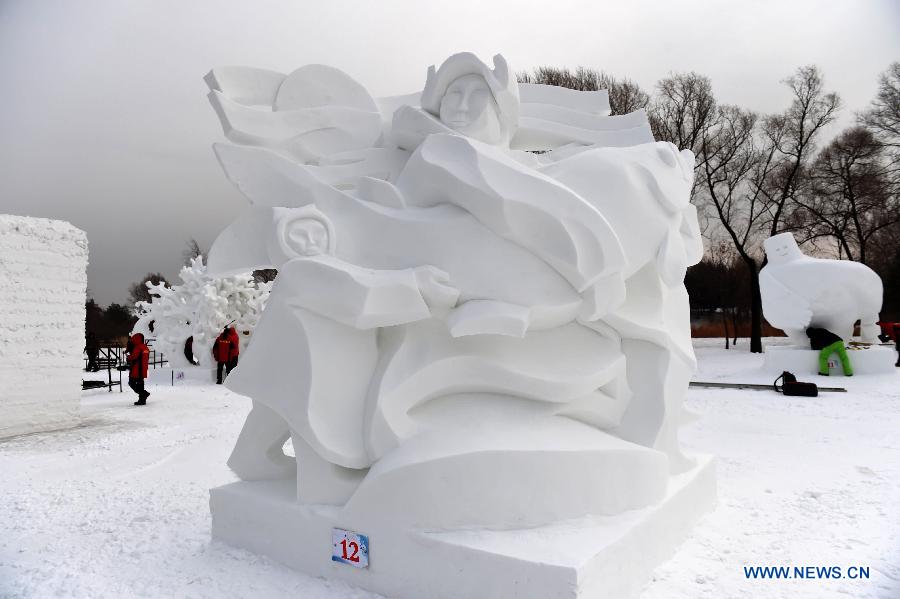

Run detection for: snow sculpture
[[206, 53, 714, 599], [132, 257, 271, 368], [760, 232, 893, 374], [761, 233, 883, 342], [0, 215, 86, 438]]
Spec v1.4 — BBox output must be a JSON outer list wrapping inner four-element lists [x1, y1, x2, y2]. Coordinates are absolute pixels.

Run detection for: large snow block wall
[[0, 215, 87, 438]]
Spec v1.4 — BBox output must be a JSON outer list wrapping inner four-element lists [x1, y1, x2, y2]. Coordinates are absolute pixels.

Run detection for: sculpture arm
[[279, 256, 436, 329], [759, 269, 813, 330], [445, 300, 532, 338]]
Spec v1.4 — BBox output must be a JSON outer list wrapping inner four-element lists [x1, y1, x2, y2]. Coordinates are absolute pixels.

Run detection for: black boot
[[134, 399, 146, 406]]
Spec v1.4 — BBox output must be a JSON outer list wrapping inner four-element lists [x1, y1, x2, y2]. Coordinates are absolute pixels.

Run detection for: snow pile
[[133, 257, 271, 367], [0, 214, 87, 438]]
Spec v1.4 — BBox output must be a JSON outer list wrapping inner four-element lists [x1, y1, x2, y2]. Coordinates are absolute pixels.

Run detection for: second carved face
[[288, 219, 329, 257]]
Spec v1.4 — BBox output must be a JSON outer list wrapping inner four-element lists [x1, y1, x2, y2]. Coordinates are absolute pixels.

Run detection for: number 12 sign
[[332, 528, 369, 568]]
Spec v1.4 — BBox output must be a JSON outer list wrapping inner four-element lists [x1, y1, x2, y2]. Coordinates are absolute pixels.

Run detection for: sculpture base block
[[763, 345, 897, 376], [210, 455, 715, 599]]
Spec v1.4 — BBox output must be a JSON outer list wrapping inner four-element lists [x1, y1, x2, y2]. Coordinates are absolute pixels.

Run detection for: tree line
[[520, 62, 900, 351]]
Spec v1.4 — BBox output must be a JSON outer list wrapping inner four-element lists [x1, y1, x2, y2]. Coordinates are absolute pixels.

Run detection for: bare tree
[[128, 273, 168, 308], [859, 61, 900, 199], [518, 66, 583, 89], [858, 62, 900, 318], [696, 105, 772, 351], [794, 127, 899, 264], [859, 62, 900, 151], [650, 72, 717, 159], [759, 65, 841, 238], [600, 72, 650, 115], [182, 238, 205, 266]]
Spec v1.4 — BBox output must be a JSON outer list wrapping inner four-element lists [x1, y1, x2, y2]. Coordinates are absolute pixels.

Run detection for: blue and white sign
[[332, 527, 369, 568]]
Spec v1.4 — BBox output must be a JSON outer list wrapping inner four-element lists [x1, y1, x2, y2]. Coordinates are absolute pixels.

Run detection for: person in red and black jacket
[[227, 326, 240, 367], [126, 333, 150, 405], [213, 326, 240, 384]]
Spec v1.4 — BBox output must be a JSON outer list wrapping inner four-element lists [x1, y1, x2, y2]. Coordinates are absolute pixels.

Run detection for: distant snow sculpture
[[132, 257, 271, 368], [205, 53, 714, 599], [760, 232, 883, 344], [759, 232, 893, 375]]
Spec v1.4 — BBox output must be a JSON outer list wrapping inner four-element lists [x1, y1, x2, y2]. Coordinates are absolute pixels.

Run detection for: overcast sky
[[1, 0, 898, 307]]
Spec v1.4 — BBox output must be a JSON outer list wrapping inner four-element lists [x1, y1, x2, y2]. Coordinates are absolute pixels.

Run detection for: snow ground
[[2, 340, 898, 599]]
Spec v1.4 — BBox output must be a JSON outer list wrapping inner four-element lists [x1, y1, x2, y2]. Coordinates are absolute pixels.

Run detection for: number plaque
[[332, 527, 369, 568]]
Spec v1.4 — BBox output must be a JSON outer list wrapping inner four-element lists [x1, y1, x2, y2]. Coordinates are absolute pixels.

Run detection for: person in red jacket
[[213, 326, 240, 384], [227, 326, 240, 365], [126, 333, 150, 405]]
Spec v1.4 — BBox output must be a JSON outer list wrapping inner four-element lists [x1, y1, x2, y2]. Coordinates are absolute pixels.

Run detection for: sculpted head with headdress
[[420, 53, 520, 147]]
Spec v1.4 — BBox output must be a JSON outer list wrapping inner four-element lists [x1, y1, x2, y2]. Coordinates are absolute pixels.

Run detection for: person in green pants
[[806, 327, 853, 376]]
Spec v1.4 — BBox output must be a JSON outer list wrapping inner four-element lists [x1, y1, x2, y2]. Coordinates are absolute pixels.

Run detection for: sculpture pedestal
[[763, 345, 897, 376], [210, 455, 714, 599]]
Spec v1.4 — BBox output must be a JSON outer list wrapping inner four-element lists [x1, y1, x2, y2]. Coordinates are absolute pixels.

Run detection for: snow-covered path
[[2, 341, 898, 598], [1, 376, 373, 599]]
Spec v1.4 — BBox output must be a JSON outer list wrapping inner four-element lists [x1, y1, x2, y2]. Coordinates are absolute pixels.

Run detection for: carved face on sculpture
[[265, 206, 336, 267], [287, 219, 329, 256], [420, 53, 519, 147], [438, 74, 504, 145], [764, 232, 803, 265]]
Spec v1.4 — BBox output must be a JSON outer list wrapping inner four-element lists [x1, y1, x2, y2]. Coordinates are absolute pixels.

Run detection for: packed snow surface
[[2, 339, 898, 598]]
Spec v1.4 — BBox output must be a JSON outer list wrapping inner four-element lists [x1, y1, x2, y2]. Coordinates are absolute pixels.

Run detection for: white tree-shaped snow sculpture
[[133, 257, 271, 367]]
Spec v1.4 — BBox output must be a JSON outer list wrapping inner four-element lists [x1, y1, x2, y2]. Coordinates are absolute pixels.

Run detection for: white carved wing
[[212, 143, 347, 209], [379, 84, 656, 152], [206, 68, 655, 172], [205, 65, 384, 164], [513, 84, 655, 152]]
